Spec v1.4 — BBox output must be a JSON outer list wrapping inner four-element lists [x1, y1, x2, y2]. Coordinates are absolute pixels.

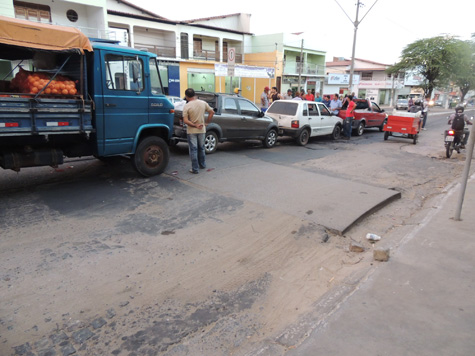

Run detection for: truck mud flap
[[0, 149, 63, 171]]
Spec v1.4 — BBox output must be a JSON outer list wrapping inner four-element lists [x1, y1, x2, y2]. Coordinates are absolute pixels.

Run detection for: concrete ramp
[[191, 159, 401, 235]]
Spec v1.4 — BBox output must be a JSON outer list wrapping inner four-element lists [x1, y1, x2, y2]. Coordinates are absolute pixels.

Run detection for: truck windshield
[[149, 58, 164, 95]]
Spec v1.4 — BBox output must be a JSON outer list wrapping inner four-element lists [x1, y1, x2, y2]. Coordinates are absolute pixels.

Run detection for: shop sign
[[328, 73, 360, 85], [215, 64, 274, 78]]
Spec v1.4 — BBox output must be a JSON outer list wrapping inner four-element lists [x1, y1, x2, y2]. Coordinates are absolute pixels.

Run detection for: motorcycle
[[444, 128, 466, 158], [445, 115, 473, 158]]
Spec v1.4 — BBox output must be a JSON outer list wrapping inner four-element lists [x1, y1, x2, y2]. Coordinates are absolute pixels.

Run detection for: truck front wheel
[[133, 136, 169, 177]]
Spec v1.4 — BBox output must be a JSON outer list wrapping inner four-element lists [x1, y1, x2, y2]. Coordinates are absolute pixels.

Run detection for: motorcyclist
[[448, 105, 472, 149]]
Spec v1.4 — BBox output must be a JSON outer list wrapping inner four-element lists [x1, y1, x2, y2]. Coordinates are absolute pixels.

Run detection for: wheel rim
[[358, 123, 364, 136], [205, 134, 216, 152], [333, 126, 341, 139], [267, 131, 277, 146], [143, 145, 162, 168]]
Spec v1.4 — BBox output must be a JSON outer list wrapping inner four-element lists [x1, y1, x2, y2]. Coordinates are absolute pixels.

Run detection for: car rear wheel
[[356, 122, 365, 136], [296, 128, 310, 146], [204, 131, 218, 154], [384, 131, 390, 141], [263, 128, 278, 148], [331, 125, 341, 140]]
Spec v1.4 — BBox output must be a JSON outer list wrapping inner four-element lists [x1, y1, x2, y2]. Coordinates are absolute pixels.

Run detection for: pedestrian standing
[[183, 88, 214, 174], [305, 89, 314, 101], [315, 92, 323, 102], [343, 95, 356, 140], [329, 93, 342, 115], [421, 96, 429, 130], [283, 89, 293, 100], [270, 86, 283, 102], [322, 95, 331, 107], [261, 86, 270, 112]]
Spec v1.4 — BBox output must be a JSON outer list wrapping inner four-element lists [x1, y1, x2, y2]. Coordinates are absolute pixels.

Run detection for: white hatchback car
[[266, 100, 343, 145]]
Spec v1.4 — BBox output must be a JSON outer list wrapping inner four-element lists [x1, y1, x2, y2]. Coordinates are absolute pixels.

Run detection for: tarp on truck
[[0, 15, 92, 54]]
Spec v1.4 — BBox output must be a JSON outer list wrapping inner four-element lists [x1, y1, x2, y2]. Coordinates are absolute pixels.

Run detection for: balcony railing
[[284, 62, 325, 76], [134, 43, 176, 58], [193, 51, 243, 63]]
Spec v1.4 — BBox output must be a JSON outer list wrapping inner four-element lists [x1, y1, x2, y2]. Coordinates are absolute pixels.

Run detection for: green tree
[[449, 39, 475, 103], [387, 36, 458, 98]]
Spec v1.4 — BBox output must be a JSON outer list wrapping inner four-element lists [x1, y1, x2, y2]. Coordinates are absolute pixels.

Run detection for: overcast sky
[[134, 0, 474, 65]]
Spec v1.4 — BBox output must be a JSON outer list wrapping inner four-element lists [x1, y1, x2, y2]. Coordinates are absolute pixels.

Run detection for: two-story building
[[325, 57, 404, 105], [248, 33, 326, 97], [0, 1, 329, 105]]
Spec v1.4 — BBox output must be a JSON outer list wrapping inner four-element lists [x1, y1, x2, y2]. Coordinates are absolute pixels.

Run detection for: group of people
[[260, 86, 356, 112]]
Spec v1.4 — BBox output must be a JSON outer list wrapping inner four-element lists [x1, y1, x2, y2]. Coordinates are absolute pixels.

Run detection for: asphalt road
[[0, 106, 473, 356]]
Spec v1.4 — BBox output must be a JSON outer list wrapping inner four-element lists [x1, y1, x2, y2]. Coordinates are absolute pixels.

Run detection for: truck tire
[[296, 128, 310, 146], [263, 128, 278, 148], [133, 136, 169, 177], [331, 125, 341, 140], [205, 131, 218, 154]]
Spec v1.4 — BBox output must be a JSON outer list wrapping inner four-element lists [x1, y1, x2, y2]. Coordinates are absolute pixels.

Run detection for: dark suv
[[172, 92, 279, 154]]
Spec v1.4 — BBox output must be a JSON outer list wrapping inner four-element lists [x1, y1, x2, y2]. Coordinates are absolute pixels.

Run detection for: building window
[[66, 9, 78, 22], [14, 1, 51, 23], [362, 72, 373, 80]]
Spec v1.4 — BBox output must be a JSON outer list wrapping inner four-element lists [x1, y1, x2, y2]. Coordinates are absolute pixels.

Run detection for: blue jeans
[[187, 133, 206, 172], [344, 117, 353, 138]]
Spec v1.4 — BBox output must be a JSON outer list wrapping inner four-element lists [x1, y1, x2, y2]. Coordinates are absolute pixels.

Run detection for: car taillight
[[291, 120, 299, 128], [448, 130, 455, 135]]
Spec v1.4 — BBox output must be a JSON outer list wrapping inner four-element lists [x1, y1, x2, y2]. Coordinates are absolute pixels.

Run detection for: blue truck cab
[[0, 16, 174, 176]]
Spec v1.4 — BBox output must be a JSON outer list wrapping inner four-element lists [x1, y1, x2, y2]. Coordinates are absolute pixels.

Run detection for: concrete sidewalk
[[287, 175, 475, 355]]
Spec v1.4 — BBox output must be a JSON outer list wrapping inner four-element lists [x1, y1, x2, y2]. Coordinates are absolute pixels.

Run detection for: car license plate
[[445, 136, 454, 142]]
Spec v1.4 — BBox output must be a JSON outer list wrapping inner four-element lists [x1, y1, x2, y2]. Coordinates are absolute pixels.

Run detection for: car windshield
[[398, 99, 408, 103], [267, 101, 298, 115]]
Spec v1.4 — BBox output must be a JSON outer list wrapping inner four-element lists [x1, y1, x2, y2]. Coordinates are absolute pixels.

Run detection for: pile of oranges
[[10, 67, 77, 96]]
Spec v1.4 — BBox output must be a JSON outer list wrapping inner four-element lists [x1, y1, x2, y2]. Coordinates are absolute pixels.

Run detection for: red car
[[338, 99, 388, 136]]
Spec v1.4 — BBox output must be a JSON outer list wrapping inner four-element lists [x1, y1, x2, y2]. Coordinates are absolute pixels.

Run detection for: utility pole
[[298, 38, 303, 94], [334, 0, 379, 93], [348, 0, 361, 93]]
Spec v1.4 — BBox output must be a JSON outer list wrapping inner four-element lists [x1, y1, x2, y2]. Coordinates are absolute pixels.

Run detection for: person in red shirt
[[304, 88, 314, 101], [343, 95, 356, 140]]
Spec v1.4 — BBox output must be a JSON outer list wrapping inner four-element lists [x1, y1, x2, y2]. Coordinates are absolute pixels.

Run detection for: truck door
[[100, 52, 148, 155]]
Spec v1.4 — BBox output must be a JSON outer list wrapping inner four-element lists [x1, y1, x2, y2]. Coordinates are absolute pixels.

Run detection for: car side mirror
[[381, 109, 385, 112]]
